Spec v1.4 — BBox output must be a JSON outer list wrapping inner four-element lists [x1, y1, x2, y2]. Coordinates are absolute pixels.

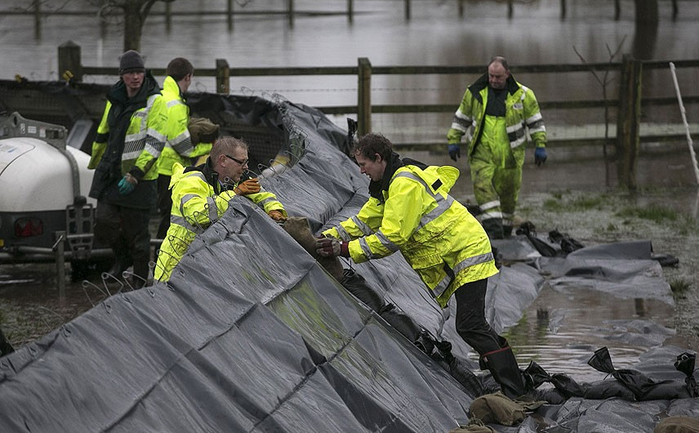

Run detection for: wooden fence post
[[58, 41, 83, 82], [458, 0, 465, 18], [358, 58, 372, 137], [288, 0, 294, 28], [216, 59, 230, 94], [165, 2, 171, 32], [34, 1, 42, 39], [228, 0, 234, 31], [560, 0, 566, 19], [616, 54, 642, 190], [405, 0, 411, 20], [348, 0, 354, 23]]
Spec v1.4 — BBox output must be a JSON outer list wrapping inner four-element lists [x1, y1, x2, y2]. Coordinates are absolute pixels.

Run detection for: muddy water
[[508, 284, 682, 383], [0, 263, 111, 347]]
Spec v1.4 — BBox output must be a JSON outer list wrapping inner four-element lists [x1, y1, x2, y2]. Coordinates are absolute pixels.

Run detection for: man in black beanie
[[87, 50, 168, 288]]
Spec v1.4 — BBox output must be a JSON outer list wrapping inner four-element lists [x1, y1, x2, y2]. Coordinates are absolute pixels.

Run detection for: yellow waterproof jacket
[[447, 73, 546, 163], [323, 156, 498, 307], [156, 76, 212, 177], [87, 71, 167, 182], [155, 161, 287, 282]]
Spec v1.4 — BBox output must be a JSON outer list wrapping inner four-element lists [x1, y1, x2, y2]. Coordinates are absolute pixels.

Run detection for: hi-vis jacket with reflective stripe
[[323, 156, 498, 308], [88, 71, 167, 182], [154, 161, 286, 282], [447, 73, 546, 158], [156, 76, 212, 177]]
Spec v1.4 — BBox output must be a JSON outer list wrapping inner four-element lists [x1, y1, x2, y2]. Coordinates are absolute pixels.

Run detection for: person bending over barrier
[[316, 132, 527, 399]]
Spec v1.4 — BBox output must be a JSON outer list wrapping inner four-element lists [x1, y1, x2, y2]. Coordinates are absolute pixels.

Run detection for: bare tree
[[88, 0, 175, 52], [574, 38, 627, 188]]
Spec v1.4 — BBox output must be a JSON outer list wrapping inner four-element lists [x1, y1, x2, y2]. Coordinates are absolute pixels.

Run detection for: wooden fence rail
[[57, 42, 699, 188]]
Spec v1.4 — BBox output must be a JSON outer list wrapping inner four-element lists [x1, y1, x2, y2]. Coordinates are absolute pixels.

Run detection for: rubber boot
[[481, 218, 504, 240], [481, 345, 527, 399], [108, 237, 132, 277], [503, 225, 513, 238], [131, 261, 149, 290]]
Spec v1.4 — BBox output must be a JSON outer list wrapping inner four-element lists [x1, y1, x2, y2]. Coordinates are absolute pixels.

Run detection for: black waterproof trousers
[[454, 278, 526, 398], [95, 201, 151, 287]]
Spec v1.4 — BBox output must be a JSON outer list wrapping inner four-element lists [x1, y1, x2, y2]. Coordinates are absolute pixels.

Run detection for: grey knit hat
[[119, 50, 145, 74]]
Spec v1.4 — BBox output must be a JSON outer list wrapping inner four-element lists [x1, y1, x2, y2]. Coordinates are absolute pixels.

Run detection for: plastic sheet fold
[[1, 90, 698, 432]]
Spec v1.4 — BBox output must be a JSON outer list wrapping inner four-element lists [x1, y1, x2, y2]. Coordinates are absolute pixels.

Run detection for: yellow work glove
[[268, 210, 286, 222], [234, 178, 261, 196]]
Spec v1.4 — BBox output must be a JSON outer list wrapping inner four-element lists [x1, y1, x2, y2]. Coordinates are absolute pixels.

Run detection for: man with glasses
[[154, 136, 287, 282]]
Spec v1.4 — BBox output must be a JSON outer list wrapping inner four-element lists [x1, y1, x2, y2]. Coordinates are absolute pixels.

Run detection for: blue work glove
[[534, 147, 547, 167], [315, 237, 349, 258], [117, 174, 137, 195], [448, 144, 461, 162]]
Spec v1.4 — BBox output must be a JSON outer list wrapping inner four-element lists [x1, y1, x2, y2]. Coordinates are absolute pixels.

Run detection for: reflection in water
[[505, 284, 679, 383], [633, 21, 659, 60]]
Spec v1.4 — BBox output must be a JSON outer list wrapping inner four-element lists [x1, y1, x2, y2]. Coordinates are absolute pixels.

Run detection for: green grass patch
[[570, 195, 606, 211], [670, 277, 691, 295], [542, 198, 565, 212], [616, 204, 679, 223], [542, 193, 606, 213]]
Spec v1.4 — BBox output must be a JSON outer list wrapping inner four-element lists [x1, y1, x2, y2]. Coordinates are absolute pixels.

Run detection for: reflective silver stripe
[[432, 274, 452, 299], [125, 130, 147, 145], [180, 193, 218, 222], [526, 113, 546, 134], [336, 225, 352, 242], [509, 135, 526, 149], [358, 237, 375, 259], [123, 140, 145, 160], [375, 230, 400, 253], [351, 216, 373, 236], [169, 214, 205, 235], [479, 200, 500, 211], [528, 125, 546, 135], [257, 196, 276, 207], [507, 123, 527, 149], [186, 172, 207, 183], [453, 252, 494, 275], [480, 211, 503, 220], [433, 252, 494, 298], [148, 127, 167, 144], [526, 112, 542, 124], [167, 99, 184, 109], [451, 110, 472, 132], [392, 171, 453, 231]]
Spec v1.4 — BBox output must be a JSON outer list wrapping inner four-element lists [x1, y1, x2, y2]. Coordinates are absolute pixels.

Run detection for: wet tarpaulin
[[0, 91, 698, 432]]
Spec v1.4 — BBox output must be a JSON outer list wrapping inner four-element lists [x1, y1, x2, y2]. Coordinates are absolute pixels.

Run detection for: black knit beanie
[[119, 50, 145, 74]]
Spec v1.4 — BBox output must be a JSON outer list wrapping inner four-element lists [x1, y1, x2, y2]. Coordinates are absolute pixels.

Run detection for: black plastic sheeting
[[1, 92, 698, 432]]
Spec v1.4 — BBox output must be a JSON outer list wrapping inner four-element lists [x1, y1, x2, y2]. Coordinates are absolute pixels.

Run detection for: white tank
[[0, 136, 95, 212]]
